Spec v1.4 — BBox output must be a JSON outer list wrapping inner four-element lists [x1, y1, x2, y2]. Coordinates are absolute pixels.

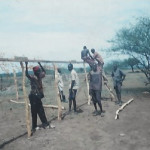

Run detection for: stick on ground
[[115, 98, 134, 120], [10, 100, 65, 110]]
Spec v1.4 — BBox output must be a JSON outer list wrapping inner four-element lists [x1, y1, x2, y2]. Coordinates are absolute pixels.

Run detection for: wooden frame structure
[[0, 57, 114, 138], [0, 57, 83, 64], [0, 57, 89, 138]]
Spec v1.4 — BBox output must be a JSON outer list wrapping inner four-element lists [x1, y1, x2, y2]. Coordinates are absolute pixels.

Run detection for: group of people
[[25, 60, 79, 133], [25, 45, 126, 134], [81, 46, 126, 115]]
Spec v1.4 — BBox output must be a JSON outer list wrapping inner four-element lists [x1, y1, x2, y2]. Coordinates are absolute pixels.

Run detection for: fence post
[[83, 62, 91, 105], [20, 62, 31, 138], [13, 69, 19, 101], [53, 64, 62, 120]]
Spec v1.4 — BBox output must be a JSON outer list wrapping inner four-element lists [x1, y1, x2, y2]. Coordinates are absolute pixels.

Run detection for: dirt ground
[[0, 71, 150, 150]]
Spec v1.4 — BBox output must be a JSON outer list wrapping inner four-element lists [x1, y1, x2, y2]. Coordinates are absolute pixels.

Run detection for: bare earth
[[0, 71, 150, 150]]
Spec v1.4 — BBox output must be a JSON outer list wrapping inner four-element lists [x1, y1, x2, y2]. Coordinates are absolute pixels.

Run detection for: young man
[[57, 68, 66, 102], [90, 48, 108, 82], [90, 49, 104, 70], [89, 63, 105, 116], [68, 63, 79, 113], [25, 62, 50, 132], [111, 64, 126, 106], [81, 46, 90, 60]]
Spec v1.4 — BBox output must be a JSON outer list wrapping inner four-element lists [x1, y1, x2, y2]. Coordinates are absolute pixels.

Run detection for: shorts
[[90, 89, 101, 103]]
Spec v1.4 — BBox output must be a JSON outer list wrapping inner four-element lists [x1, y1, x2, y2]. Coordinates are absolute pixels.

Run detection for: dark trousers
[[29, 94, 48, 129], [59, 91, 66, 102], [69, 89, 77, 112], [114, 83, 122, 102], [91, 90, 103, 112]]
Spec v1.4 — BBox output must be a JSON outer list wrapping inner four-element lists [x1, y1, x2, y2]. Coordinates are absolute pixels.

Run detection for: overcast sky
[[0, 0, 150, 62]]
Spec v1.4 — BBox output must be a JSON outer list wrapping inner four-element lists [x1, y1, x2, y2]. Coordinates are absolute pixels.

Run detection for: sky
[[0, 0, 150, 62]]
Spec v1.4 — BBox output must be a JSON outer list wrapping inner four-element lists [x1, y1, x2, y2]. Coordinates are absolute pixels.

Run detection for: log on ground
[[115, 98, 134, 120], [10, 100, 65, 110]]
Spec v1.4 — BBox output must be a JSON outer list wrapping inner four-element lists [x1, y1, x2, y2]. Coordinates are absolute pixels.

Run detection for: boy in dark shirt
[[89, 63, 105, 116], [111, 65, 126, 106], [25, 62, 49, 132]]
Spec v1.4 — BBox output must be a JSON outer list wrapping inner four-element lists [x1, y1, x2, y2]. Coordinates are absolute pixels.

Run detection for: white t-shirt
[[69, 69, 79, 90]]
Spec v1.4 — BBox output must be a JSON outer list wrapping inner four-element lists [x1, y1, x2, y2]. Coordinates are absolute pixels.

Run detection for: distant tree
[[104, 60, 126, 72], [110, 17, 150, 83], [125, 58, 139, 72]]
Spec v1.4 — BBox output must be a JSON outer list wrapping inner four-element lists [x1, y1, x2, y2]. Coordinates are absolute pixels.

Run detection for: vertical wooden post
[[53, 64, 62, 120], [104, 82, 115, 101], [20, 62, 31, 138], [102, 71, 115, 101], [83, 63, 91, 105], [13, 69, 19, 101]]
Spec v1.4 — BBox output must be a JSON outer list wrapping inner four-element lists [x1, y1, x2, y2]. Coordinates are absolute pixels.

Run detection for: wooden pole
[[53, 64, 62, 120], [102, 70, 115, 101], [0, 57, 83, 64], [83, 63, 91, 105], [104, 82, 115, 101], [115, 98, 134, 120], [20, 62, 31, 138], [13, 69, 19, 101]]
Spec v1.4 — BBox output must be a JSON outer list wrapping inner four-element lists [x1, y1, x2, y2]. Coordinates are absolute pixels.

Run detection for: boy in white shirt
[[68, 63, 79, 113], [57, 68, 66, 102]]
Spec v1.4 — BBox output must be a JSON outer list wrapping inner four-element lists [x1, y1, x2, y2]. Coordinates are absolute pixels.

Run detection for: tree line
[[108, 17, 150, 84]]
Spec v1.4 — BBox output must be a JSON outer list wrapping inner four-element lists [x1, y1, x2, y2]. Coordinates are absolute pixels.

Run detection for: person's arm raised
[[38, 62, 46, 74], [25, 62, 32, 80]]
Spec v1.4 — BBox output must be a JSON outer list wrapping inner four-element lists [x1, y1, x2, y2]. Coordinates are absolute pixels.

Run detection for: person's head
[[33, 66, 41, 76], [91, 63, 97, 72], [57, 68, 61, 73], [113, 64, 118, 71], [68, 63, 73, 71], [83, 46, 87, 50], [91, 49, 95, 54]]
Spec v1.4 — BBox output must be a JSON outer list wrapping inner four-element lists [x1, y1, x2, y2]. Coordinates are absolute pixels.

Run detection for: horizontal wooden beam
[[0, 57, 83, 64], [10, 99, 65, 110]]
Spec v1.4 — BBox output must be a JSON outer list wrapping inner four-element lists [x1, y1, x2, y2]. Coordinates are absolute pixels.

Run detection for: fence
[[0, 57, 91, 138]]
